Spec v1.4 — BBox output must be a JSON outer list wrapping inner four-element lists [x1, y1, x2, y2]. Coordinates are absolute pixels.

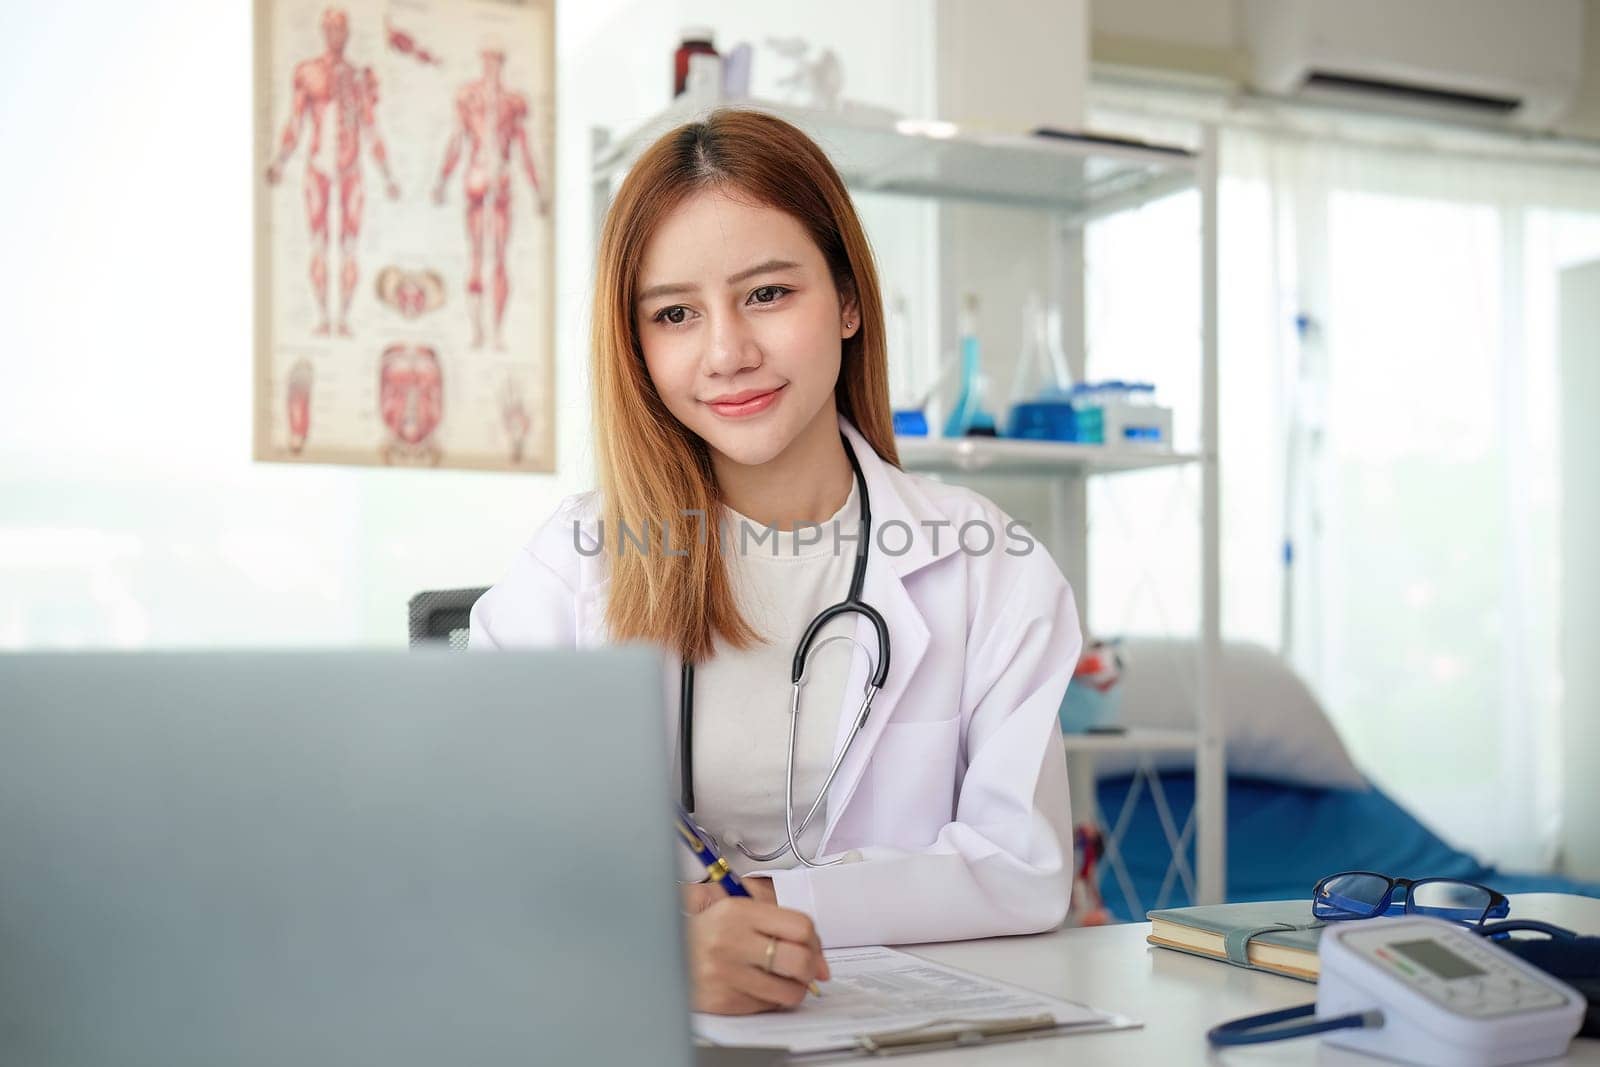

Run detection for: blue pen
[[674, 804, 751, 898], [674, 804, 822, 997]]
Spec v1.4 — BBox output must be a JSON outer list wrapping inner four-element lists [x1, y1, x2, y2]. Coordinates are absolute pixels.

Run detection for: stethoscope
[[678, 433, 891, 868]]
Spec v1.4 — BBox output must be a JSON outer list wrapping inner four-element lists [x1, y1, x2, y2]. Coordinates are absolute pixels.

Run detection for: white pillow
[[1084, 638, 1368, 791]]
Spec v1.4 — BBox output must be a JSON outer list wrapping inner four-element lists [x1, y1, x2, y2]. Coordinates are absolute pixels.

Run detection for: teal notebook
[[1146, 900, 1325, 983]]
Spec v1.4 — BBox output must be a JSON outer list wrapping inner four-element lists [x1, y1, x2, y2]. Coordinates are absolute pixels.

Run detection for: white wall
[[1560, 259, 1600, 880], [0, 0, 941, 649], [1, 3, 578, 648], [1572, 2, 1600, 139], [1094, 0, 1239, 55]]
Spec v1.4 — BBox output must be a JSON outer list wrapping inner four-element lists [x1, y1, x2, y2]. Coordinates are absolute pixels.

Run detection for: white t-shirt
[[686, 481, 864, 876]]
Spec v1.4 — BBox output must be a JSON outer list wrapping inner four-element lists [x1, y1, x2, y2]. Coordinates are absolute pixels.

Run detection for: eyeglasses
[[1312, 871, 1511, 927]]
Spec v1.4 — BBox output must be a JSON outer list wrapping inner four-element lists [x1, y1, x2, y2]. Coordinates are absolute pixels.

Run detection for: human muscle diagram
[[433, 46, 550, 351], [254, 0, 554, 472], [266, 8, 399, 338]]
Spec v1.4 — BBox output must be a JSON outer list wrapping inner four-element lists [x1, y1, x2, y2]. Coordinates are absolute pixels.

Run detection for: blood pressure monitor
[[1317, 916, 1585, 1066]]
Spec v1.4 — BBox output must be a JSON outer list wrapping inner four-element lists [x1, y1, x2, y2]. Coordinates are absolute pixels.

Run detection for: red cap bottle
[[674, 27, 718, 98]]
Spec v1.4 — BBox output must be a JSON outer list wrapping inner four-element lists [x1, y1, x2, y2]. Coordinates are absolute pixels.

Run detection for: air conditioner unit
[[1243, 0, 1584, 129]]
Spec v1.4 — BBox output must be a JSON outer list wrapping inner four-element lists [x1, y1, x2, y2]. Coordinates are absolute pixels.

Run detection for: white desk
[[884, 894, 1600, 1065]]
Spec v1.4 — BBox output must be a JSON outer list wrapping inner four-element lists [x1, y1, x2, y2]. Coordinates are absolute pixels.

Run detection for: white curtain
[[1089, 91, 1600, 870]]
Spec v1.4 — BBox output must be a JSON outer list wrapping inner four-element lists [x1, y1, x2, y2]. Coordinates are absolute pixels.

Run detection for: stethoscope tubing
[[679, 433, 890, 866]]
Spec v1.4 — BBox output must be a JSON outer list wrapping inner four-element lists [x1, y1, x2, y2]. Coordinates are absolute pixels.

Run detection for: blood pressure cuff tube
[[1499, 937, 1600, 1037]]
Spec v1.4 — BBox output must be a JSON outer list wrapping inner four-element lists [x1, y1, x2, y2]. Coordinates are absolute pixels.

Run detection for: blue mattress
[[1093, 772, 1600, 923]]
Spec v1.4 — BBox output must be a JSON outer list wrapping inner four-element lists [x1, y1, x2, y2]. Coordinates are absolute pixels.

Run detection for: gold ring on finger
[[763, 936, 778, 974]]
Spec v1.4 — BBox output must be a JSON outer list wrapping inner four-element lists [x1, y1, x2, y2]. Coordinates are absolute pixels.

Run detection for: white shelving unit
[[896, 437, 1201, 477], [592, 100, 1224, 912]]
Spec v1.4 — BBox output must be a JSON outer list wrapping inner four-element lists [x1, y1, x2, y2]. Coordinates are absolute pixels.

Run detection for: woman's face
[[634, 187, 858, 469]]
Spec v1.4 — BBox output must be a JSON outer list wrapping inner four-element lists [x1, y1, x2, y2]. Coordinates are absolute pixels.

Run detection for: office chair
[[407, 587, 489, 650]]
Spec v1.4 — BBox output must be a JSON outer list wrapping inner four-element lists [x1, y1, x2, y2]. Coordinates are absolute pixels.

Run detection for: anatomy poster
[[254, 0, 555, 471]]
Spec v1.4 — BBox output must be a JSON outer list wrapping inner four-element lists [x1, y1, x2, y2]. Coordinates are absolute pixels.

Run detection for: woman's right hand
[[685, 897, 831, 1015]]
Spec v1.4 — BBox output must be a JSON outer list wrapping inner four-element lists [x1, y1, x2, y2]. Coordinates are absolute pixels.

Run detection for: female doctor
[[470, 109, 1082, 1015]]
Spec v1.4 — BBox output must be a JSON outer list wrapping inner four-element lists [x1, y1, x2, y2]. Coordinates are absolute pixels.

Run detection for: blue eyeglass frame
[[1312, 870, 1511, 927]]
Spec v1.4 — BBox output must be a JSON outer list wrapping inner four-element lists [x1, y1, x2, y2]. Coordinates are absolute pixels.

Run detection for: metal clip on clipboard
[[855, 1013, 1060, 1055]]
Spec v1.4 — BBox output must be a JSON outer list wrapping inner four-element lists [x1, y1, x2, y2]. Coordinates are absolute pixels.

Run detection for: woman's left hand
[[741, 877, 777, 904], [681, 880, 726, 914], [681, 876, 777, 914]]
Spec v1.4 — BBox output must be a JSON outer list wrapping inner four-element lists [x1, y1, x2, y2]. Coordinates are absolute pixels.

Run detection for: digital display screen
[[1391, 938, 1484, 980]]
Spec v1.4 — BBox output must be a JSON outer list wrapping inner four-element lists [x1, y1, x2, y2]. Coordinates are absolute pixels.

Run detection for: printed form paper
[[692, 945, 1133, 1055]]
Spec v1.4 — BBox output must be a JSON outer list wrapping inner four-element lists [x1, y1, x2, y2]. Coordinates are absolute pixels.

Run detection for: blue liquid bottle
[[943, 293, 998, 437]]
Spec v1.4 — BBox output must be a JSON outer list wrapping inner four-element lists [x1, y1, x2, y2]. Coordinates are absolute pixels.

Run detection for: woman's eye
[[655, 306, 690, 326], [749, 285, 790, 305]]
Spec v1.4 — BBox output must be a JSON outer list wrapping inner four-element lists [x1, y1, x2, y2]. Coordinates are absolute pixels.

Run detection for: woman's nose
[[703, 309, 762, 377]]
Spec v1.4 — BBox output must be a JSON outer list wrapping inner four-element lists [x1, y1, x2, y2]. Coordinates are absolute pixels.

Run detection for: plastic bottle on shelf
[[887, 294, 929, 437], [1071, 382, 1105, 444], [673, 27, 721, 101]]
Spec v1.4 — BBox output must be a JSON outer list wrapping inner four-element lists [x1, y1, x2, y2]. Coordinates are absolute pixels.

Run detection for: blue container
[[893, 409, 930, 436], [1070, 383, 1104, 444], [1006, 400, 1077, 441]]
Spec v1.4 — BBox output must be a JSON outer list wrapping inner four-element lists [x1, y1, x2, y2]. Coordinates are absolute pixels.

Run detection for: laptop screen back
[[0, 649, 691, 1067]]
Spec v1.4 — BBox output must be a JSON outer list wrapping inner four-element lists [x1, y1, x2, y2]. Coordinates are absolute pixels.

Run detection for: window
[[1090, 97, 1600, 868]]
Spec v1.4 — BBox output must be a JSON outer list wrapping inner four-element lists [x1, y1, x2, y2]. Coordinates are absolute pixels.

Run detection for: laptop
[[0, 649, 711, 1067]]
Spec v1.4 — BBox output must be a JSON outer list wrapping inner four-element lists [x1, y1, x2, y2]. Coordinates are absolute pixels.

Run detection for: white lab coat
[[470, 415, 1082, 948]]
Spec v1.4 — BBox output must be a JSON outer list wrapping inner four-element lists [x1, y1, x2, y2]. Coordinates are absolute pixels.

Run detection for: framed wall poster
[[254, 0, 555, 471]]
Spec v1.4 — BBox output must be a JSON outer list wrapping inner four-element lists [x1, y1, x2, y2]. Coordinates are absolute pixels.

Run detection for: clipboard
[[692, 946, 1140, 1060]]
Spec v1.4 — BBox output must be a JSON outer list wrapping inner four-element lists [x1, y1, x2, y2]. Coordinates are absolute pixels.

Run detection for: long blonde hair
[[590, 108, 897, 664]]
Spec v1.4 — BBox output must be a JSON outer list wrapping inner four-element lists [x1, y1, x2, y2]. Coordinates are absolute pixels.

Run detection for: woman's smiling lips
[[705, 384, 786, 418]]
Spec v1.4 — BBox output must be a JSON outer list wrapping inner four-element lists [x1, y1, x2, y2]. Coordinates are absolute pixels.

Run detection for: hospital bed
[[1094, 769, 1600, 923], [1085, 637, 1599, 921]]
